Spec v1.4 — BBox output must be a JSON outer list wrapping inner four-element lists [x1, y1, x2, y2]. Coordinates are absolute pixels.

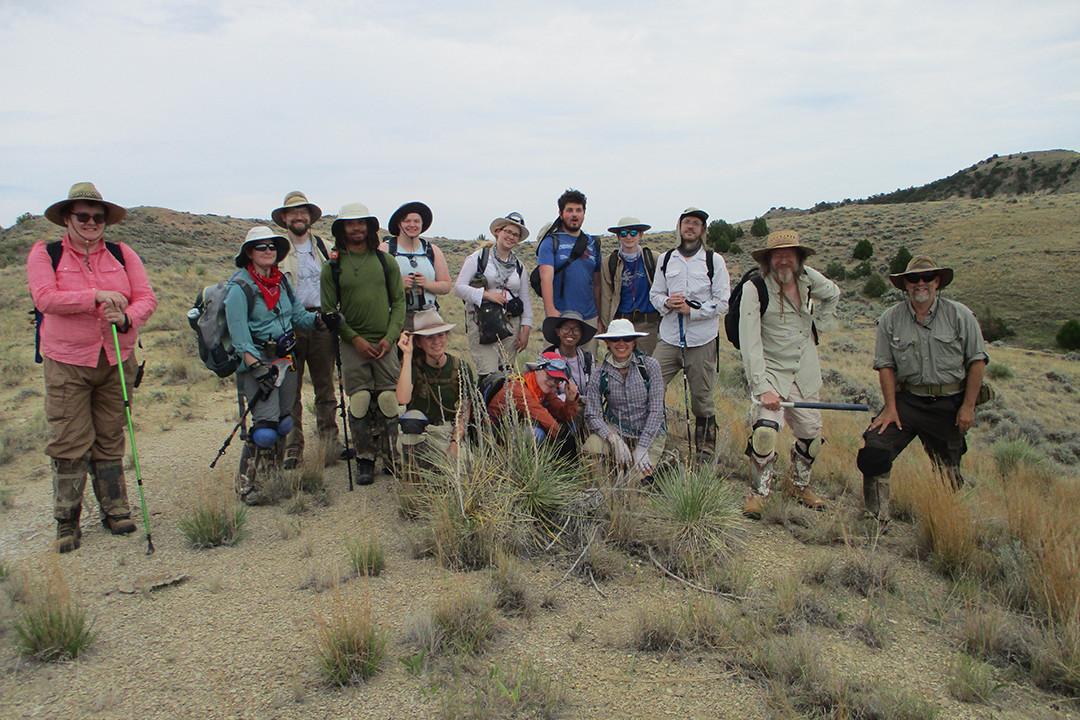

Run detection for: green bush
[[824, 261, 847, 280], [750, 217, 769, 238], [849, 260, 873, 279], [1057, 319, 1080, 350], [979, 307, 1014, 342], [986, 363, 1014, 380], [889, 246, 913, 274], [178, 501, 247, 548], [992, 438, 1046, 476], [707, 219, 739, 252], [852, 239, 874, 260], [863, 274, 887, 298], [316, 604, 386, 686]]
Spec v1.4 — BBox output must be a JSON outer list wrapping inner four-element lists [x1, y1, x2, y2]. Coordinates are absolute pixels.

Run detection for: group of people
[[27, 182, 990, 552]]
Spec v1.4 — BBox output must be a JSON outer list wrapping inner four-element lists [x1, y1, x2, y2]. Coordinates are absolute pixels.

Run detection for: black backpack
[[386, 235, 435, 264], [528, 224, 594, 297], [606, 247, 656, 292], [477, 245, 523, 278], [659, 247, 715, 282], [724, 268, 818, 349]]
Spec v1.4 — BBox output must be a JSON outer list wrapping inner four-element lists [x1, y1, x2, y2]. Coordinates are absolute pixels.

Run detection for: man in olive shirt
[[739, 230, 840, 519], [857, 256, 988, 522], [321, 202, 406, 485]]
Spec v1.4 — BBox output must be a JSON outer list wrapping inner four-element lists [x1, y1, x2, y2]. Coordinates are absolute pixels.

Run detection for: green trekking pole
[[111, 324, 154, 555]]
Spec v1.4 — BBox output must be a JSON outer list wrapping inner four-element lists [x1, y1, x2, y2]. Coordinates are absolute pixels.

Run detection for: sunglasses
[[617, 229, 640, 238], [607, 337, 636, 343], [904, 272, 938, 284], [250, 242, 277, 252], [537, 357, 569, 373], [71, 212, 106, 225]]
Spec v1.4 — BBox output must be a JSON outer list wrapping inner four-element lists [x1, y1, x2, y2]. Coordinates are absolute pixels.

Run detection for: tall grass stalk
[[13, 565, 96, 662]]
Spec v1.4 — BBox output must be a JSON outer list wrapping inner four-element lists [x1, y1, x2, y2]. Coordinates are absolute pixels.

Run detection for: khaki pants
[[340, 342, 401, 396], [750, 382, 822, 441], [44, 350, 135, 461], [583, 426, 666, 483], [465, 312, 523, 376], [652, 338, 717, 418], [286, 324, 339, 453]]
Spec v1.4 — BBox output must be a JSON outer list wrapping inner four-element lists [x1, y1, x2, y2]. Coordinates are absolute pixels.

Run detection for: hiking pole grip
[[111, 324, 154, 555]]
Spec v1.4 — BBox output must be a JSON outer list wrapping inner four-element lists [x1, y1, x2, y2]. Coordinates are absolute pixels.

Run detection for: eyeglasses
[[537, 357, 569, 373], [71, 212, 106, 225], [904, 272, 938, 284], [251, 243, 277, 252], [607, 337, 636, 344], [617, 229, 640, 239]]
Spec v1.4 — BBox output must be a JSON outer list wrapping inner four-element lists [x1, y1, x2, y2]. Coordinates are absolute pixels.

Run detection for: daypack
[[606, 247, 656, 292], [724, 268, 818, 349], [386, 235, 435, 264], [326, 247, 398, 312], [659, 247, 715, 283], [528, 225, 594, 297], [478, 370, 510, 418], [188, 271, 296, 378]]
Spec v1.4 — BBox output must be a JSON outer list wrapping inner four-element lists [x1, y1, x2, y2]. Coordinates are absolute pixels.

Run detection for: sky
[[2, 0, 1078, 238]]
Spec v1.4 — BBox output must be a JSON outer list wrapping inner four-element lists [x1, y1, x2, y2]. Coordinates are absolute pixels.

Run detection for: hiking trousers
[[43, 349, 136, 461], [286, 324, 338, 453], [652, 338, 717, 418]]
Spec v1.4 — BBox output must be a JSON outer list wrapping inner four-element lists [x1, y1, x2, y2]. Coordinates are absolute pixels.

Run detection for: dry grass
[[948, 653, 1002, 705], [490, 554, 536, 618], [406, 588, 500, 658], [177, 479, 247, 548], [908, 470, 977, 578], [753, 576, 844, 634], [314, 596, 387, 686], [12, 563, 96, 662], [439, 661, 569, 720], [345, 536, 385, 577], [630, 597, 748, 653]]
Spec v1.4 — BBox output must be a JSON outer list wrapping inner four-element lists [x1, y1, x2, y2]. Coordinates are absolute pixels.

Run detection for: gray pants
[[652, 338, 717, 418], [237, 366, 299, 427], [286, 324, 339, 453]]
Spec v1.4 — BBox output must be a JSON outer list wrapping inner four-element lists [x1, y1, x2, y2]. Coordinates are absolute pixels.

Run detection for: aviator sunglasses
[[904, 272, 938, 284], [71, 212, 106, 225]]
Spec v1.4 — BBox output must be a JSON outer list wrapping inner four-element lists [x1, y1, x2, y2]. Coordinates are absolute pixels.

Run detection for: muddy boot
[[56, 506, 82, 553], [863, 472, 891, 522], [89, 459, 136, 535], [236, 441, 257, 502], [243, 446, 280, 505], [320, 429, 341, 467], [349, 413, 375, 486], [282, 445, 302, 471], [52, 457, 88, 552], [695, 416, 717, 465]]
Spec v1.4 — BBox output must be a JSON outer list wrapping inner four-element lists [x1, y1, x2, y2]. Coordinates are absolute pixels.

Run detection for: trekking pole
[[210, 394, 258, 469], [677, 314, 693, 462], [110, 324, 154, 556], [334, 338, 355, 492], [751, 398, 870, 412]]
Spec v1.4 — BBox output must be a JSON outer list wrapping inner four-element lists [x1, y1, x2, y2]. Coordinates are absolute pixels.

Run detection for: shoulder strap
[[313, 235, 330, 261], [583, 351, 593, 378], [607, 250, 619, 290], [229, 270, 259, 318], [643, 247, 656, 282], [46, 241, 63, 270], [422, 237, 435, 263], [375, 249, 395, 307], [478, 246, 490, 275], [633, 350, 651, 386], [387, 236, 398, 256], [751, 272, 768, 314], [661, 249, 674, 275], [705, 250, 714, 281]]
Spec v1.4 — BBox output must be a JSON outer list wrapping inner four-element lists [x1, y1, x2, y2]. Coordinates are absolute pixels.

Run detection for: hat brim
[[607, 224, 651, 234], [388, 202, 433, 237], [331, 216, 381, 243], [45, 199, 126, 227], [235, 235, 290, 268], [679, 210, 709, 224], [412, 322, 456, 336], [750, 244, 816, 262], [542, 316, 597, 347], [526, 364, 568, 381], [271, 202, 323, 229], [489, 217, 530, 242], [595, 330, 649, 340], [889, 267, 954, 290]]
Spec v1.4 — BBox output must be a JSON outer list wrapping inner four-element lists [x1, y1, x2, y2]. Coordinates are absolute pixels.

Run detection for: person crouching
[[487, 352, 579, 458]]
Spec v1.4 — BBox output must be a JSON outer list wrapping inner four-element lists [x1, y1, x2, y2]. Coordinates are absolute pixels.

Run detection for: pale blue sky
[[2, 0, 1078, 237]]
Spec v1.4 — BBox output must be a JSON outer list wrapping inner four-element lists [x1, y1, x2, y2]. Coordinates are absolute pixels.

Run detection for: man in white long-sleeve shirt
[[649, 207, 731, 463]]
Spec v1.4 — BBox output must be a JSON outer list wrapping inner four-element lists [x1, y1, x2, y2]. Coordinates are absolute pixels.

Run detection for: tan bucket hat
[[45, 182, 126, 226], [607, 216, 652, 234], [410, 308, 456, 336], [489, 211, 530, 241], [889, 255, 954, 290], [271, 191, 322, 228], [235, 225, 290, 268], [751, 229, 816, 262], [330, 202, 380, 242]]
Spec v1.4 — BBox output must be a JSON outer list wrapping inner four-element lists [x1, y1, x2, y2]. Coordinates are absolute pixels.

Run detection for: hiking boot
[[90, 460, 135, 534], [787, 485, 827, 511], [56, 507, 82, 553], [743, 492, 766, 520], [104, 515, 137, 535], [282, 446, 302, 471], [695, 416, 717, 465], [356, 459, 375, 486]]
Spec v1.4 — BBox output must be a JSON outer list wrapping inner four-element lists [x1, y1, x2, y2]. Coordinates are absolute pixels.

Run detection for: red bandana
[[246, 265, 285, 311]]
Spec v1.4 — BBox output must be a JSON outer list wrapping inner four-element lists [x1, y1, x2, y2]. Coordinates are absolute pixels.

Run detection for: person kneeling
[[487, 352, 579, 458], [583, 319, 666, 483]]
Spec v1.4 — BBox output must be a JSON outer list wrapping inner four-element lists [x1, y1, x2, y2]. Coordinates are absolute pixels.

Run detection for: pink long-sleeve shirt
[[27, 234, 158, 368]]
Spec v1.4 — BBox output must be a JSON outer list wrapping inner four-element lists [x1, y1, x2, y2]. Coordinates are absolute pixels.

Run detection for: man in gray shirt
[[857, 256, 989, 523]]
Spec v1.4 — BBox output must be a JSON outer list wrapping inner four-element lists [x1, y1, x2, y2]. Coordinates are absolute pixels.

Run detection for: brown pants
[[286, 324, 339, 453], [44, 350, 135, 461]]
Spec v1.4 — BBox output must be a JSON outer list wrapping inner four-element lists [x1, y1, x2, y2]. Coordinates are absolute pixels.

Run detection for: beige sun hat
[[607, 216, 651, 234], [410, 308, 456, 336], [594, 318, 649, 340], [489, 211, 530, 241], [889, 255, 954, 290], [271, 191, 322, 228], [235, 225, 290, 268], [330, 202, 380, 243], [45, 182, 126, 226], [751, 229, 817, 262]]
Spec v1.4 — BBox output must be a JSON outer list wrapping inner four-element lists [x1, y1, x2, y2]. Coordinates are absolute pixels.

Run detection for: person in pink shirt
[[26, 182, 158, 553]]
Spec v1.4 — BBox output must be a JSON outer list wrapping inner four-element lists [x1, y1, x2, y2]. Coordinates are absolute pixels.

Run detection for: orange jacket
[[488, 371, 576, 435]]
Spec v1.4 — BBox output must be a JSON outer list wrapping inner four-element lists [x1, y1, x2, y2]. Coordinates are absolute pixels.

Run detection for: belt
[[614, 310, 659, 323], [305, 306, 320, 312], [901, 382, 963, 398]]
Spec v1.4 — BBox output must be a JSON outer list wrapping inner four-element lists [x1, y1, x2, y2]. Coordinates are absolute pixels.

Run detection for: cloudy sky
[[3, 0, 1078, 237]]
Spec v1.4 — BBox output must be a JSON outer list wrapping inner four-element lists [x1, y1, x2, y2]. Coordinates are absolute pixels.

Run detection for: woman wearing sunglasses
[[226, 226, 321, 505], [27, 182, 158, 552], [599, 217, 660, 355], [380, 201, 453, 329]]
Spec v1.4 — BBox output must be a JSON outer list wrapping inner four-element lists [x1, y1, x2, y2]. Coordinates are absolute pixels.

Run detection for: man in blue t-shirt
[[599, 216, 659, 355], [537, 188, 602, 352]]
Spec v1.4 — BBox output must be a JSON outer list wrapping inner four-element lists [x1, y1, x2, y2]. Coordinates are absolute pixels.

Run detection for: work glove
[[608, 435, 632, 467], [632, 445, 652, 475], [252, 362, 278, 399], [318, 311, 340, 332]]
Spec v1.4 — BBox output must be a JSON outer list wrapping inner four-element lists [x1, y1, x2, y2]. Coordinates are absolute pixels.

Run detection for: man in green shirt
[[321, 202, 406, 485], [857, 256, 989, 523]]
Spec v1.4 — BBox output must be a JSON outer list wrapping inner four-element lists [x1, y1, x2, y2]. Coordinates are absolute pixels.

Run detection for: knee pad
[[348, 390, 371, 419], [377, 391, 400, 419], [532, 426, 547, 442], [856, 446, 892, 477], [252, 426, 279, 449], [277, 415, 294, 437], [794, 436, 823, 463], [745, 419, 779, 459]]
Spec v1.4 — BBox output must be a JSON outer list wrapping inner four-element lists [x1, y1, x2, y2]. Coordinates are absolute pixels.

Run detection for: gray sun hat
[[235, 225, 290, 268], [751, 229, 816, 263], [889, 255, 954, 290], [45, 182, 127, 226], [330, 202, 381, 243], [607, 216, 651, 234], [271, 190, 322, 228], [542, 311, 596, 347]]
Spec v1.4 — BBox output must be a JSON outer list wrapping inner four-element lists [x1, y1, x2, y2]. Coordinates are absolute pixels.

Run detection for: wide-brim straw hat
[[594, 318, 649, 340], [271, 190, 322, 228], [44, 182, 126, 226], [489, 212, 530, 241], [542, 311, 597, 347], [889, 255, 954, 290], [607, 216, 651, 234], [678, 207, 709, 225], [330, 202, 380, 242], [751, 229, 817, 262], [388, 201, 433, 237], [235, 225, 290, 268], [410, 308, 456, 336]]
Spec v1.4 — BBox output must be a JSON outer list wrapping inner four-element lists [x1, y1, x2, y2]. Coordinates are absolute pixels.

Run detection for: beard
[[910, 287, 932, 303], [289, 220, 310, 236], [774, 267, 795, 284]]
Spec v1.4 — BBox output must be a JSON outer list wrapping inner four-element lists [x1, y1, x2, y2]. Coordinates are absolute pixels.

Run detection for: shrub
[[862, 274, 887, 298], [346, 536, 385, 577], [948, 654, 1002, 704], [824, 260, 846, 280], [707, 219, 739, 252], [978, 307, 1014, 342], [992, 438, 1046, 477], [439, 662, 569, 720], [490, 554, 536, 618], [16, 212, 33, 224], [407, 589, 499, 658], [986, 363, 1013, 380], [750, 217, 769, 237], [1057, 319, 1080, 350], [315, 601, 387, 686], [849, 260, 873, 278], [889, 246, 913, 274], [754, 576, 843, 634], [13, 570, 96, 662], [852, 238, 874, 260], [630, 598, 744, 652], [178, 489, 247, 548]]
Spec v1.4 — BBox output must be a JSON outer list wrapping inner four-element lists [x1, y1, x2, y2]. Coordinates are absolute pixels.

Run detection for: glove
[[608, 435, 632, 467], [252, 362, 278, 398], [632, 445, 652, 475], [318, 311, 340, 332]]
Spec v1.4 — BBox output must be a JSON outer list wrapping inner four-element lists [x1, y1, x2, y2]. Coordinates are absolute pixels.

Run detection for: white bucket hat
[[594, 318, 649, 340], [235, 225, 290, 268], [330, 202, 381, 244]]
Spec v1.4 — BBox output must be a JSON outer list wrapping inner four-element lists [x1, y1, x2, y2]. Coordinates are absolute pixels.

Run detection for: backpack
[[188, 271, 296, 378], [596, 351, 659, 429], [659, 247, 715, 282], [724, 268, 818, 349], [326, 248, 398, 311], [606, 247, 656, 292], [32, 241, 125, 363], [386, 235, 435, 264], [478, 370, 510, 418], [528, 226, 594, 297], [477, 245, 523, 279]]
